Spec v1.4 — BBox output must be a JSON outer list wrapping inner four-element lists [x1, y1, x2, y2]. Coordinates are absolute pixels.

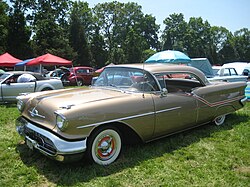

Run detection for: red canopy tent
[[26, 53, 72, 66], [0, 52, 22, 67]]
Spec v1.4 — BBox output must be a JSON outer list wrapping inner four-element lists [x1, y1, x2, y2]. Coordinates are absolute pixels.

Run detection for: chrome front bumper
[[16, 117, 87, 161]]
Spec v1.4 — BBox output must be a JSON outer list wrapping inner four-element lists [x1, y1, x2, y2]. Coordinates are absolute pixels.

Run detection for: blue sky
[[5, 0, 250, 33], [87, 0, 250, 33]]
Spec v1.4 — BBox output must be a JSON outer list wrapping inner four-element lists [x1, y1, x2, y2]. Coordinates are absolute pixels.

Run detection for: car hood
[[22, 87, 129, 129]]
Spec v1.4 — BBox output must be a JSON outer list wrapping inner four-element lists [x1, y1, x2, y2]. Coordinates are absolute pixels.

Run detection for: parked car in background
[[222, 62, 250, 76], [210, 66, 248, 82], [0, 71, 64, 103], [16, 64, 247, 165], [61, 66, 95, 86], [45, 67, 70, 79]]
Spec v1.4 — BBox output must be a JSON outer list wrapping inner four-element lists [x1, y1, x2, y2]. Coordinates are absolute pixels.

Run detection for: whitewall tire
[[214, 115, 226, 126], [88, 127, 122, 165]]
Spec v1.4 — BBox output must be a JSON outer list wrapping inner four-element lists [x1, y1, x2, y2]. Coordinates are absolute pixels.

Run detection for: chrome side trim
[[192, 93, 244, 107], [77, 106, 181, 129], [155, 106, 181, 114], [77, 111, 155, 129], [16, 117, 86, 155]]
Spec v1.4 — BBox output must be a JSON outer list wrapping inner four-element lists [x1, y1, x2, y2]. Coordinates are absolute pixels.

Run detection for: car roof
[[6, 71, 46, 80], [222, 62, 250, 74], [106, 63, 208, 84]]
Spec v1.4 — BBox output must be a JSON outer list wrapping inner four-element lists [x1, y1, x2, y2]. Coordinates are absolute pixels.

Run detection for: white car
[[0, 71, 64, 102], [222, 62, 250, 76], [210, 66, 248, 82]]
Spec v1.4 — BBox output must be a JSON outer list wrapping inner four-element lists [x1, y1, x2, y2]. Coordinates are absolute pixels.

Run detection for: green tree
[[0, 0, 9, 54], [186, 17, 212, 59], [217, 37, 237, 63], [31, 0, 74, 60], [124, 28, 145, 63], [93, 1, 159, 64], [210, 26, 233, 64], [162, 13, 188, 51], [69, 1, 93, 66], [7, 0, 33, 59], [90, 27, 107, 68], [233, 28, 250, 61]]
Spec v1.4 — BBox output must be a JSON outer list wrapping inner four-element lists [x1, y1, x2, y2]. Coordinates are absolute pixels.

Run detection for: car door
[[152, 92, 197, 137], [1, 75, 36, 102], [151, 72, 200, 138], [76, 68, 93, 84]]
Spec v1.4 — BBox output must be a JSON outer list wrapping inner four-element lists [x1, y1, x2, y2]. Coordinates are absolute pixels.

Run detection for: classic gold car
[[16, 64, 247, 165]]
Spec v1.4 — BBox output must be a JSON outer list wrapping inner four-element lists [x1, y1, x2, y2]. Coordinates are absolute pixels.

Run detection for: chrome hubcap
[[96, 135, 115, 160]]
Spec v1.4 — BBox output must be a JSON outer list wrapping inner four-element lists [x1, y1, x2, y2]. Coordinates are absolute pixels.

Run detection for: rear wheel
[[214, 115, 226, 126], [41, 87, 52, 91], [87, 126, 122, 165]]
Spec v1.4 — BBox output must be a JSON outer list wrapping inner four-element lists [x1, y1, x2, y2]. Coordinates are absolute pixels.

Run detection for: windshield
[[0, 73, 10, 82], [93, 67, 159, 92]]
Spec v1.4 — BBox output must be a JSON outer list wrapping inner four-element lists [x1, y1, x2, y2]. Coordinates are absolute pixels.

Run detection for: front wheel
[[214, 115, 226, 126], [76, 79, 84, 86], [87, 126, 122, 165]]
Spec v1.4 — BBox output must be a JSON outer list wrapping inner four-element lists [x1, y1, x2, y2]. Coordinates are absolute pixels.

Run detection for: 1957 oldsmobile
[[16, 64, 247, 165]]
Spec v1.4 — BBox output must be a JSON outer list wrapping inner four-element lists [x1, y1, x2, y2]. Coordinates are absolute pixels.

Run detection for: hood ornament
[[29, 107, 45, 119], [59, 104, 75, 110]]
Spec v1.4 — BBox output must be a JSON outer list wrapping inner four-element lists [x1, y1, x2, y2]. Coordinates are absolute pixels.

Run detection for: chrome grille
[[24, 126, 57, 155]]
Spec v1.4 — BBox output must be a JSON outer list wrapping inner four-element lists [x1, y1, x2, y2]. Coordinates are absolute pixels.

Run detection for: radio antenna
[[142, 61, 145, 98]]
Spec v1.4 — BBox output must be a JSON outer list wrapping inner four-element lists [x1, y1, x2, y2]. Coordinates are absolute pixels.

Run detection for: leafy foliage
[[0, 1, 250, 66], [7, 0, 32, 59], [161, 13, 250, 65], [0, 1, 9, 54]]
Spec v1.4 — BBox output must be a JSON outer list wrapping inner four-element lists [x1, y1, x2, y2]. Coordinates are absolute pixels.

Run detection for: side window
[[5, 75, 16, 83], [156, 72, 203, 93], [223, 68, 230, 76], [76, 69, 86, 74], [229, 68, 237, 76], [17, 74, 36, 83]]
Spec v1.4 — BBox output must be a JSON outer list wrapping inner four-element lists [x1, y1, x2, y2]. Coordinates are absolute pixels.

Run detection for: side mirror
[[161, 88, 168, 97]]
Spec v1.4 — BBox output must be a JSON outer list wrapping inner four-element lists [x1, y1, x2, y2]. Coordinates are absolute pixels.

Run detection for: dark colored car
[[61, 66, 95, 86]]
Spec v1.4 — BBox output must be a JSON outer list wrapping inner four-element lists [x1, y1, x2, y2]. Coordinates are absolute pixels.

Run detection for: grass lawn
[[0, 101, 249, 187]]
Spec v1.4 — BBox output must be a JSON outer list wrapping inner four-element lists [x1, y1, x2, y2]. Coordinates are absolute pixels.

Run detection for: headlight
[[17, 99, 24, 112], [56, 113, 68, 131]]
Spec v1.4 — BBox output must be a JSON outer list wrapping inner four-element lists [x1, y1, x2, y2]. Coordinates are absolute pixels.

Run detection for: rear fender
[[193, 81, 246, 104], [36, 83, 54, 91], [214, 105, 235, 118]]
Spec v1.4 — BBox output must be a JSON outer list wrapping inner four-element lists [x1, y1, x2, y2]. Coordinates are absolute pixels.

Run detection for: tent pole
[[40, 64, 42, 74], [55, 65, 59, 77]]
